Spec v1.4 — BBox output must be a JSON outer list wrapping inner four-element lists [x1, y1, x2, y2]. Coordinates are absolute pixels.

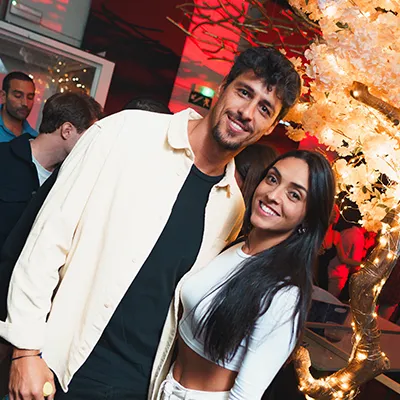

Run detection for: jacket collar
[[166, 108, 236, 190], [9, 133, 33, 163]]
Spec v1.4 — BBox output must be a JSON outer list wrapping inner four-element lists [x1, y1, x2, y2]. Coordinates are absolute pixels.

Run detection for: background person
[[234, 143, 277, 206], [123, 97, 172, 114], [0, 72, 37, 142], [327, 203, 365, 298], [0, 92, 102, 254], [317, 204, 361, 292]]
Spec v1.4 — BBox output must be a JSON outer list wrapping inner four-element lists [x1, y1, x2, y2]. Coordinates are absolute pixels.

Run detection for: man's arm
[[0, 170, 59, 322], [0, 112, 124, 349], [3, 112, 126, 400]]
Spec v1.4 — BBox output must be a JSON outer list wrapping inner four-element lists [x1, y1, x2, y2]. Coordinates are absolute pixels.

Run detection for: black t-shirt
[[76, 165, 223, 396]]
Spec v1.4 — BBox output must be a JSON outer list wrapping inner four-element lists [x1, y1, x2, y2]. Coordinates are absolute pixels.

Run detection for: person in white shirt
[[1, 47, 301, 400], [158, 150, 336, 400]]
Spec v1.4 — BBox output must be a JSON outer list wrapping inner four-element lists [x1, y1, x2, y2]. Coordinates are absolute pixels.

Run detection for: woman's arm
[[229, 287, 299, 400]]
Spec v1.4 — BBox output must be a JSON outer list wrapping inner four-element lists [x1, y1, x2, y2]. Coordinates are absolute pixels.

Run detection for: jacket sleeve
[[0, 170, 58, 322], [0, 112, 126, 350]]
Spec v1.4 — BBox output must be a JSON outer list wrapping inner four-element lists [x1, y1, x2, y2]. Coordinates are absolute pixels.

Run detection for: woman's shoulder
[[275, 285, 299, 303]]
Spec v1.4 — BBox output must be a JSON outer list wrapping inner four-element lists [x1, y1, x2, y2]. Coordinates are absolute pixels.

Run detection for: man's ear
[[264, 119, 280, 136], [217, 79, 228, 97], [60, 122, 76, 140], [0, 90, 6, 104]]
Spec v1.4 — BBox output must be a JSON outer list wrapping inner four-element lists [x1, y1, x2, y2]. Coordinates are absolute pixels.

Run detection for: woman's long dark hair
[[195, 150, 336, 363]]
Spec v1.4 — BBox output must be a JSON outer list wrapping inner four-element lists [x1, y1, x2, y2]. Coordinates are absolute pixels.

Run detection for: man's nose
[[238, 100, 256, 121]]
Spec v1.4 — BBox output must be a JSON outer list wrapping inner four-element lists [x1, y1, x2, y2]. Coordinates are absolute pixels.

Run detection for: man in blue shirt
[[0, 71, 38, 142]]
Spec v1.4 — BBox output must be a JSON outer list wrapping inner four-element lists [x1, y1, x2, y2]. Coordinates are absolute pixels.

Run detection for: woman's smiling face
[[250, 157, 309, 241]]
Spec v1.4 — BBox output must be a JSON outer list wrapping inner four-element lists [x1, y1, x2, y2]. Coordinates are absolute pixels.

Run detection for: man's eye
[[240, 89, 249, 97], [14, 94, 22, 98], [260, 105, 271, 116]]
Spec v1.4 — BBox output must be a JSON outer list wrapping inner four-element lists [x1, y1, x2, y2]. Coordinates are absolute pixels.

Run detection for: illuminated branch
[[294, 210, 399, 399], [350, 82, 400, 126], [168, 0, 320, 60]]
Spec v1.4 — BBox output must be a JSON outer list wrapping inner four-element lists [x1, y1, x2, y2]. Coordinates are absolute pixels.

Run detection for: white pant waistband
[[158, 365, 230, 400]]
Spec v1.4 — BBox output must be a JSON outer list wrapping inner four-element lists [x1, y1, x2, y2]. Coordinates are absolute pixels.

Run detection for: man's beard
[[7, 106, 29, 121], [211, 123, 242, 151], [211, 110, 255, 151]]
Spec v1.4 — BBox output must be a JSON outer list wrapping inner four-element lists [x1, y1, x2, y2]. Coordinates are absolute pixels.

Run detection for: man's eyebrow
[[236, 82, 255, 94], [236, 82, 276, 114]]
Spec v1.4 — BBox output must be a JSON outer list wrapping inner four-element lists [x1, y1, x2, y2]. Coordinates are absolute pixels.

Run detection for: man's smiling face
[[210, 70, 282, 151]]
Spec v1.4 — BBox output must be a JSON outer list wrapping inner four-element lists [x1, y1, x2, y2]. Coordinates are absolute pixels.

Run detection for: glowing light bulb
[[324, 4, 338, 18], [357, 352, 367, 361]]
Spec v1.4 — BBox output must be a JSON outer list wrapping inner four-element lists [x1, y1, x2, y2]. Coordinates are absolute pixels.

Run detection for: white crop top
[[179, 242, 299, 399]]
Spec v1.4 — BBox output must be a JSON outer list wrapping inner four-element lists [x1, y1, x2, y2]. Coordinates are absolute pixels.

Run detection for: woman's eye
[[266, 175, 277, 184], [289, 191, 301, 201]]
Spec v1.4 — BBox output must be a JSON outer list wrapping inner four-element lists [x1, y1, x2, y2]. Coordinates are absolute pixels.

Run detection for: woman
[[157, 150, 336, 400]]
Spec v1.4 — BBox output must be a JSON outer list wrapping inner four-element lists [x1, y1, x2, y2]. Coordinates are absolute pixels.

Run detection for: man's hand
[[8, 349, 55, 400]]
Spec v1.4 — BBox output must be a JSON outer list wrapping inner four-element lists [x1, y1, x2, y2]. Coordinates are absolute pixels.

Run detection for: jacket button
[[32, 191, 37, 195]]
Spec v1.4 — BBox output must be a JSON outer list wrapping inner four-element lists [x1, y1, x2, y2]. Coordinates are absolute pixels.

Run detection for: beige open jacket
[[0, 108, 245, 399]]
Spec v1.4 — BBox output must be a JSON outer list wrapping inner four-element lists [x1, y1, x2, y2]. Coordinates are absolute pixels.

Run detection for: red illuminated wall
[[168, 0, 249, 115]]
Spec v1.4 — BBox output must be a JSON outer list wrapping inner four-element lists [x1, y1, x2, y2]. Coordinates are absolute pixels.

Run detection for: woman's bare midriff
[[173, 335, 238, 392]]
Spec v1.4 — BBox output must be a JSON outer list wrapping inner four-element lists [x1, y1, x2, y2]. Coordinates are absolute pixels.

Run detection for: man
[[0, 92, 102, 254], [0, 72, 38, 142], [0, 47, 301, 400]]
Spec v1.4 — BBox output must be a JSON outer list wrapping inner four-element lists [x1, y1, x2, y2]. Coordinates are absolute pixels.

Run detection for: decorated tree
[[286, 0, 400, 233], [284, 0, 400, 398]]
